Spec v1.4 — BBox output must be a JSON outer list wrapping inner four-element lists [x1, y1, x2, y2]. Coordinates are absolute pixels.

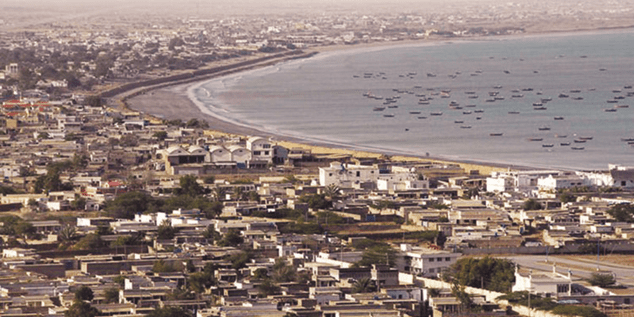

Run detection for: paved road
[[499, 255, 634, 286]]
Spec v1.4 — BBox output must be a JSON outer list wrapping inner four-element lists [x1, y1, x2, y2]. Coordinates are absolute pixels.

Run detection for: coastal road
[[499, 255, 634, 287]]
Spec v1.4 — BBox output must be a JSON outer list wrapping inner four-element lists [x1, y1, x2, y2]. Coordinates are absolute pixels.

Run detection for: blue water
[[189, 30, 634, 170]]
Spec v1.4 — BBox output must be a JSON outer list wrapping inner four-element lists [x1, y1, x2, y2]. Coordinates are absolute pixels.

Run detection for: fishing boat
[[534, 107, 547, 110], [463, 111, 472, 115], [373, 107, 385, 111], [604, 108, 617, 112], [560, 142, 571, 146], [508, 111, 520, 114], [574, 139, 587, 143], [490, 133, 503, 136], [460, 125, 472, 129], [615, 105, 630, 108], [468, 95, 479, 99], [607, 100, 618, 103], [454, 120, 464, 124], [542, 144, 554, 148], [528, 138, 543, 142], [383, 114, 395, 118], [554, 117, 564, 120], [417, 116, 427, 119], [538, 126, 551, 131], [474, 109, 484, 113], [579, 136, 593, 140], [559, 93, 569, 98], [571, 147, 585, 150], [409, 111, 422, 114], [430, 112, 443, 116]]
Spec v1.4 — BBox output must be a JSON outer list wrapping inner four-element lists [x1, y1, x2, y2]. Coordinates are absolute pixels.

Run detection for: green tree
[[218, 229, 243, 247], [65, 301, 99, 317], [157, 221, 179, 240], [187, 271, 216, 295], [113, 275, 126, 287], [587, 272, 616, 287], [103, 287, 119, 304], [559, 192, 576, 204], [58, 226, 78, 245], [72, 234, 103, 250], [253, 268, 269, 279], [203, 176, 215, 184], [152, 259, 178, 273], [227, 250, 253, 270], [606, 204, 634, 222], [70, 196, 86, 210], [444, 256, 515, 293], [272, 259, 296, 283], [299, 194, 332, 210], [352, 277, 374, 293], [212, 186, 228, 202], [177, 175, 205, 197], [104, 191, 154, 219], [522, 199, 543, 210], [14, 222, 36, 239], [74, 285, 94, 301], [257, 278, 280, 297], [323, 184, 340, 199], [153, 131, 168, 141]]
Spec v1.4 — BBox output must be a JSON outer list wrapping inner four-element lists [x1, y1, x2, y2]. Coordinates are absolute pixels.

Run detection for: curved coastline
[[125, 29, 634, 173]]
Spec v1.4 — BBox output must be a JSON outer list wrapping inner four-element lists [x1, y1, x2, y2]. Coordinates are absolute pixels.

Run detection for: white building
[[512, 265, 572, 297], [246, 136, 273, 163], [319, 162, 379, 187], [537, 174, 586, 192], [398, 244, 461, 277]]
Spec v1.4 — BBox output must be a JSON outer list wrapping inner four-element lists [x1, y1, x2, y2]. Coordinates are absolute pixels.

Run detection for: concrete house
[[246, 136, 273, 164]]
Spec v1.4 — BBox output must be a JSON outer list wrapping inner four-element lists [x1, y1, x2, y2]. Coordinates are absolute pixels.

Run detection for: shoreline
[[123, 28, 633, 174]]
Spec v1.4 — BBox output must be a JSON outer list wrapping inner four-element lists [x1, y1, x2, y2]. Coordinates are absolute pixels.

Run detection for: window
[[264, 151, 269, 155], [429, 258, 434, 262], [445, 257, 450, 261], [356, 171, 361, 177], [437, 257, 442, 261], [254, 151, 261, 155], [263, 144, 271, 148]]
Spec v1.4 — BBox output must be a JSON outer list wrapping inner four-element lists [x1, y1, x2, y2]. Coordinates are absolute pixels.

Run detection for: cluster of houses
[[2, 96, 634, 315]]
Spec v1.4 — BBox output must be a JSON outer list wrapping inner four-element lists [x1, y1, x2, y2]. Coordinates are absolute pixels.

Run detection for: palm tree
[[273, 264, 297, 283], [352, 277, 373, 293], [233, 187, 244, 201], [58, 226, 77, 244], [212, 186, 228, 202], [323, 184, 340, 200]]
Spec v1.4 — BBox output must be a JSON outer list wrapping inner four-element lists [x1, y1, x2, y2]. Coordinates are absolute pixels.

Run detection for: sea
[[187, 29, 634, 171]]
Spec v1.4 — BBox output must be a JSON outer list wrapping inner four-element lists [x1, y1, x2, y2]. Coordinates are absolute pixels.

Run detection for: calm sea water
[[189, 30, 634, 170]]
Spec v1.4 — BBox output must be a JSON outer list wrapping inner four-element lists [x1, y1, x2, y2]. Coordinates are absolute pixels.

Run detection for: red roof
[[5, 112, 20, 117]]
